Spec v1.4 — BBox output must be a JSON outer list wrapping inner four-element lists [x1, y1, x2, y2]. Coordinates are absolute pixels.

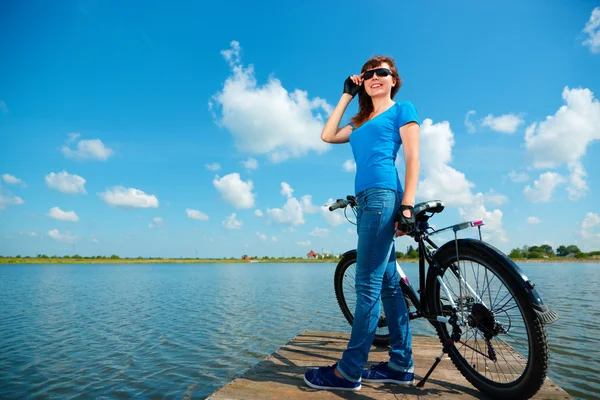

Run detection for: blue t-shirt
[[349, 101, 419, 194]]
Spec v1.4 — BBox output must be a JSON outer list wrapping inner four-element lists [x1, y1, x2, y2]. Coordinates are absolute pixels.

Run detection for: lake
[[0, 262, 598, 399]]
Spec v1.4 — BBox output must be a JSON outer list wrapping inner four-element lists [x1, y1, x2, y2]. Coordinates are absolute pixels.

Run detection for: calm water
[[0, 262, 598, 399]]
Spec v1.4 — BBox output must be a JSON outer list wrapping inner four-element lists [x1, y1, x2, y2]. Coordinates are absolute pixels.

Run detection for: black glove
[[343, 76, 361, 97], [397, 205, 415, 234]]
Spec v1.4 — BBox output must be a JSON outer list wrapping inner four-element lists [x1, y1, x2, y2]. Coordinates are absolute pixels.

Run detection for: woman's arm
[[321, 93, 354, 143], [399, 121, 420, 206]]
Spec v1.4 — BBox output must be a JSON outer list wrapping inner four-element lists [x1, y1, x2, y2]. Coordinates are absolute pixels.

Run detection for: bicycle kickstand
[[416, 318, 462, 388]]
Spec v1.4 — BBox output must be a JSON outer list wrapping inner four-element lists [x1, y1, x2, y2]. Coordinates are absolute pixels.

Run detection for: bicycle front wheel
[[426, 239, 549, 399]]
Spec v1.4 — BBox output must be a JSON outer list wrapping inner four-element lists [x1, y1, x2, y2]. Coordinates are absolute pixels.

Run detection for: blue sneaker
[[304, 363, 361, 391], [361, 362, 414, 385]]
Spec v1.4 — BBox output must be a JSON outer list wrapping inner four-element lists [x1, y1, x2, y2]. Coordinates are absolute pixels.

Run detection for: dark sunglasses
[[362, 67, 394, 80]]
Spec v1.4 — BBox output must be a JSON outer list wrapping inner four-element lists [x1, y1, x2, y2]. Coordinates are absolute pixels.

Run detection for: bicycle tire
[[334, 251, 416, 347], [426, 239, 549, 399]]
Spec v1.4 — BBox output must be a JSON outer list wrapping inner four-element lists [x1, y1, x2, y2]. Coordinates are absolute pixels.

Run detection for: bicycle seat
[[414, 200, 445, 220]]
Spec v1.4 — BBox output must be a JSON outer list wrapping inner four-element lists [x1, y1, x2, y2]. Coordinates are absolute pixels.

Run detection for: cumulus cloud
[[98, 186, 159, 208], [297, 240, 311, 246], [148, 217, 163, 228], [523, 172, 566, 203], [47, 206, 79, 222], [223, 213, 243, 229], [480, 113, 525, 134], [213, 173, 255, 209], [582, 7, 600, 53], [47, 229, 77, 243], [242, 158, 258, 170], [525, 87, 600, 169], [580, 212, 600, 247], [417, 119, 475, 206], [0, 191, 24, 210], [458, 193, 508, 243], [45, 171, 86, 195], [343, 159, 356, 173], [280, 182, 294, 198], [254, 209, 264, 217], [483, 189, 508, 207], [2, 174, 26, 187], [209, 40, 331, 163], [267, 197, 304, 226], [300, 195, 321, 214], [508, 171, 529, 183], [321, 199, 347, 227], [527, 217, 541, 224], [186, 208, 209, 220], [566, 161, 589, 200], [256, 232, 267, 241], [61, 134, 114, 161], [205, 162, 221, 171]]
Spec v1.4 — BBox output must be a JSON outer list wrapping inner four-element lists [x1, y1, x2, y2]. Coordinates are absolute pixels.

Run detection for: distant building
[[307, 250, 319, 259]]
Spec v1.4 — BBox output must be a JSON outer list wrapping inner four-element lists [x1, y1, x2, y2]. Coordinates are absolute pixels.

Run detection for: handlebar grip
[[329, 199, 347, 211]]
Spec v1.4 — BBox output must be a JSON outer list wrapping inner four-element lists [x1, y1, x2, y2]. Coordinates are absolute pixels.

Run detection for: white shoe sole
[[303, 375, 361, 391], [362, 378, 414, 385]]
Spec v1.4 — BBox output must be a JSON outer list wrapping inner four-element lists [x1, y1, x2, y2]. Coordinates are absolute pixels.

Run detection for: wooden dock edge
[[207, 331, 571, 399]]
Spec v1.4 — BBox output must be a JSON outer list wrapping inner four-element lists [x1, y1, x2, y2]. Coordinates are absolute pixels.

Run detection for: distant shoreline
[[1, 257, 599, 265]]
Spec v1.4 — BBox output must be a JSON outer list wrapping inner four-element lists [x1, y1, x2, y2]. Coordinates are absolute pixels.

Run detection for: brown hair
[[350, 55, 402, 129]]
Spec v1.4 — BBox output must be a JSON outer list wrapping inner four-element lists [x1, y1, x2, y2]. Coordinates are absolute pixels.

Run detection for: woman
[[304, 55, 420, 391]]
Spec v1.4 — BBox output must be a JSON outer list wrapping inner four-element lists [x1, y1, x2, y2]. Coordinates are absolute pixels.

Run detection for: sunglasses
[[362, 67, 394, 80]]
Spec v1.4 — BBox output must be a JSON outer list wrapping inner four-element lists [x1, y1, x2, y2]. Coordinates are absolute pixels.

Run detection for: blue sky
[[1, 0, 599, 258]]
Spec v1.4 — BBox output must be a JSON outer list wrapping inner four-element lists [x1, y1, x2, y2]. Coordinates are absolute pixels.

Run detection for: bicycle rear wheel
[[426, 239, 549, 399], [334, 251, 417, 347]]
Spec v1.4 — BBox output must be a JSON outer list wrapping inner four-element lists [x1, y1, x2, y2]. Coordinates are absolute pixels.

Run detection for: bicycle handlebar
[[329, 199, 347, 211]]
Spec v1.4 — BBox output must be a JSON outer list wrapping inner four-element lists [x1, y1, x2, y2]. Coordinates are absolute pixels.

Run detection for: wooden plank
[[208, 331, 571, 400]]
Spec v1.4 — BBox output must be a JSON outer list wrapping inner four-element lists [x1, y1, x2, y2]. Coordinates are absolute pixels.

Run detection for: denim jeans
[[337, 187, 414, 382]]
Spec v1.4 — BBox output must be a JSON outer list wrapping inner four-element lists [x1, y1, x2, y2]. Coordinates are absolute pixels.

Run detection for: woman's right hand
[[344, 75, 363, 98]]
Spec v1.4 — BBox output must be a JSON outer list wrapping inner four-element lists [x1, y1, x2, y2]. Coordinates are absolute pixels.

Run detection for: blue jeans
[[337, 187, 414, 382]]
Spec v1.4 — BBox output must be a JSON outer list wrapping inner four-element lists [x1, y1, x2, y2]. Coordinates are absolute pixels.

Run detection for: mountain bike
[[329, 195, 558, 399]]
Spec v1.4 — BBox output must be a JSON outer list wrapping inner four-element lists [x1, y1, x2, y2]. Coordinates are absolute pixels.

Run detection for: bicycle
[[329, 195, 558, 399]]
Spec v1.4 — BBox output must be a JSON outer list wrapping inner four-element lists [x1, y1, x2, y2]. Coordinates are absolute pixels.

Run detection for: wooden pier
[[208, 331, 571, 399]]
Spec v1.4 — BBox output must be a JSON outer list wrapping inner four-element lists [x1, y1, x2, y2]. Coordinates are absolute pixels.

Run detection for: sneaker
[[304, 363, 361, 391], [361, 362, 414, 385]]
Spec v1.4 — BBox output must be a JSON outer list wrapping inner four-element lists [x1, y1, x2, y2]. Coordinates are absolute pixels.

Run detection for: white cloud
[[205, 162, 221, 171], [297, 240, 311, 246], [210, 40, 331, 163], [566, 161, 589, 200], [256, 232, 267, 241], [582, 212, 600, 230], [271, 236, 277, 242], [481, 113, 524, 134], [46, 171, 86, 195], [62, 135, 113, 161], [242, 158, 258, 170], [186, 208, 209, 220], [254, 209, 264, 217], [321, 199, 347, 227], [300, 195, 320, 214], [0, 191, 24, 210], [523, 172, 566, 203], [483, 189, 508, 206], [47, 206, 79, 222], [527, 217, 541, 224], [281, 182, 294, 198], [582, 7, 600, 53], [508, 171, 529, 183], [458, 194, 508, 243], [47, 229, 77, 243], [309, 227, 330, 237], [2, 174, 26, 187], [525, 87, 600, 169], [223, 213, 243, 229], [417, 119, 475, 206], [98, 186, 159, 208], [0, 100, 7, 114], [267, 197, 304, 226], [464, 110, 476, 133], [213, 173, 255, 209], [581, 212, 600, 247], [343, 159, 356, 173]]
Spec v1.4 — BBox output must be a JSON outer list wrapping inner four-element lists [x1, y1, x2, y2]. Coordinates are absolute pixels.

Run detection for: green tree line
[[508, 244, 600, 259]]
